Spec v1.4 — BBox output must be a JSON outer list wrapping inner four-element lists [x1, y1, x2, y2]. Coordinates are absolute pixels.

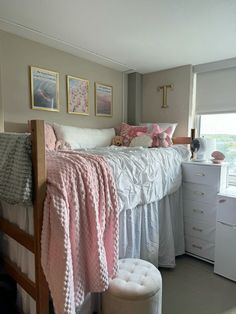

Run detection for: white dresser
[[182, 161, 228, 262]]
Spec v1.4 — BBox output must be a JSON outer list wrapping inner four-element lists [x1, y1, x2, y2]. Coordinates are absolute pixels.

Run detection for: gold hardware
[[193, 209, 204, 214], [193, 191, 205, 196], [158, 84, 174, 108], [195, 172, 205, 177], [192, 227, 203, 232]]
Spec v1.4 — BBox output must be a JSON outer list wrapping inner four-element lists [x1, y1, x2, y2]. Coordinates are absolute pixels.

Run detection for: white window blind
[[196, 67, 236, 114]]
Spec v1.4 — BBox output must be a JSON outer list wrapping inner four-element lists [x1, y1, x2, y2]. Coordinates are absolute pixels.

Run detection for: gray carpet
[[160, 255, 236, 314]]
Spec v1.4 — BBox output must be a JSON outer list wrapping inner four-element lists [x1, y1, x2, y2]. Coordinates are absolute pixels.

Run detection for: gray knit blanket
[[0, 133, 32, 205]]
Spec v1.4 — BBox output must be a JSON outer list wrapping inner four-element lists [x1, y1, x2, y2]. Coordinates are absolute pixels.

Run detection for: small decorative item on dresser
[[191, 138, 207, 161], [211, 151, 225, 164]]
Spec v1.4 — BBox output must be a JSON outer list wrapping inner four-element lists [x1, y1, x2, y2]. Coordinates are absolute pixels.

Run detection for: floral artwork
[[95, 83, 112, 117], [67, 76, 89, 115], [30, 66, 59, 112]]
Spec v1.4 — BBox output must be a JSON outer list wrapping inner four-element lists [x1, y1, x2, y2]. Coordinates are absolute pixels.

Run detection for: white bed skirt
[[0, 187, 184, 314], [119, 187, 184, 268]]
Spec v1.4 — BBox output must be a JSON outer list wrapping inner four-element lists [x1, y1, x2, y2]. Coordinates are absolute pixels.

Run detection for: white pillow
[[53, 123, 115, 149], [140, 122, 178, 137], [129, 135, 153, 148]]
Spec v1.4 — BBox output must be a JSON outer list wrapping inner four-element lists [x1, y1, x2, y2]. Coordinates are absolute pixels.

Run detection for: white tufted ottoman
[[102, 258, 162, 314]]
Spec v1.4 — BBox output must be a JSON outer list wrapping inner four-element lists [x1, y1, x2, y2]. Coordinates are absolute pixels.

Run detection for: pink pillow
[[45, 123, 57, 150], [120, 123, 148, 146], [136, 124, 172, 148]]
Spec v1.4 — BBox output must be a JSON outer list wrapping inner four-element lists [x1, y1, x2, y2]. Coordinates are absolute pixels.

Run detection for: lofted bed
[[0, 120, 195, 314]]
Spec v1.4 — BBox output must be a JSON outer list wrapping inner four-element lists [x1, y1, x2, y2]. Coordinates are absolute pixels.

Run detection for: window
[[199, 113, 236, 184]]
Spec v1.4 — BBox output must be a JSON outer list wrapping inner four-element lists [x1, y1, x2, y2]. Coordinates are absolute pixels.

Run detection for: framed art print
[[67, 75, 89, 115], [95, 82, 113, 117], [30, 66, 59, 112]]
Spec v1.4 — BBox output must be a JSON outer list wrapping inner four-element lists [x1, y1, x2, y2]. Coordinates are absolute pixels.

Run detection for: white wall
[[142, 65, 193, 136], [0, 30, 124, 132]]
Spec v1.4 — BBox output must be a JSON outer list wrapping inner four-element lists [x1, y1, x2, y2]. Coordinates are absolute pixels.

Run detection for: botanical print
[[67, 76, 89, 115], [95, 83, 112, 117], [30, 66, 59, 111]]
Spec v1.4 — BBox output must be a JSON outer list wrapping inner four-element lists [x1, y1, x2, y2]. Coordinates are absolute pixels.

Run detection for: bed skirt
[[0, 187, 184, 314]]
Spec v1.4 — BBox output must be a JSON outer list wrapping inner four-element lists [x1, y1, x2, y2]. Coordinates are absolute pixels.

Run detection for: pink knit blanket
[[41, 151, 119, 314]]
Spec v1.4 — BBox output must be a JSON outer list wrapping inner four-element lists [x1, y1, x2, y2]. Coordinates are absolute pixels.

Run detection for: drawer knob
[[192, 244, 202, 250], [193, 208, 204, 214], [192, 227, 203, 232], [195, 172, 206, 177], [193, 191, 205, 196]]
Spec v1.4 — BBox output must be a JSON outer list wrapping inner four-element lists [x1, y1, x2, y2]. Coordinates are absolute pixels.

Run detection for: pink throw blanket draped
[[41, 151, 119, 314]]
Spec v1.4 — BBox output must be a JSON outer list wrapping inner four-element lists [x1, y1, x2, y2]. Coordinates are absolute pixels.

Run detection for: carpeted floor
[[160, 255, 236, 314]]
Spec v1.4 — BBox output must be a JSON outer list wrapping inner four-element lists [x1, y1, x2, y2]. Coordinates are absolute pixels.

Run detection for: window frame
[[196, 113, 236, 186]]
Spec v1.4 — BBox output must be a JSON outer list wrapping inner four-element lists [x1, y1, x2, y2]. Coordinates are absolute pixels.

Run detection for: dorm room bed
[[0, 120, 195, 314]]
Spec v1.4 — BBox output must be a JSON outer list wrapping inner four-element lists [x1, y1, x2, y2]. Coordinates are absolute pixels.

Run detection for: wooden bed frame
[[0, 120, 195, 314]]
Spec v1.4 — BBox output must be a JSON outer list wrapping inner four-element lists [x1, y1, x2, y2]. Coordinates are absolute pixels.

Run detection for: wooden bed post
[[31, 120, 49, 314]]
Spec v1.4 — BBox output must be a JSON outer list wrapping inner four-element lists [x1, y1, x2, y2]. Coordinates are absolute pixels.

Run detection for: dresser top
[[182, 160, 226, 167]]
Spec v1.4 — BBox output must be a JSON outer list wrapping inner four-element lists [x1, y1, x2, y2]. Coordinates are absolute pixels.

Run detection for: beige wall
[[0, 30, 124, 132], [142, 65, 193, 136]]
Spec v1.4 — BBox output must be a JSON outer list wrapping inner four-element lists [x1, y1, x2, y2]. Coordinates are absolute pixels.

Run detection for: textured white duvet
[[77, 145, 190, 212]]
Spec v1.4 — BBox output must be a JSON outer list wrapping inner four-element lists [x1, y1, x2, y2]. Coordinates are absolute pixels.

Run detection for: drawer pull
[[219, 221, 236, 228], [193, 209, 204, 214], [192, 227, 203, 232], [192, 244, 202, 250], [193, 191, 205, 196], [194, 172, 205, 177]]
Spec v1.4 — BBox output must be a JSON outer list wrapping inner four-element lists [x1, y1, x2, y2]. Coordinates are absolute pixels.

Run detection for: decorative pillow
[[119, 123, 148, 146], [129, 135, 153, 148], [155, 130, 173, 148], [53, 123, 115, 149], [140, 122, 177, 137], [45, 123, 57, 150]]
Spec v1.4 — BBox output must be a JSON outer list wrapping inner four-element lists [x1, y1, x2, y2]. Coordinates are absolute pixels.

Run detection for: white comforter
[[78, 145, 190, 212]]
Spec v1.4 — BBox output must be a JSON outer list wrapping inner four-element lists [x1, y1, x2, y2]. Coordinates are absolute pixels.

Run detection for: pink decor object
[[120, 123, 148, 146], [42, 151, 119, 314], [211, 151, 225, 164], [136, 124, 172, 148]]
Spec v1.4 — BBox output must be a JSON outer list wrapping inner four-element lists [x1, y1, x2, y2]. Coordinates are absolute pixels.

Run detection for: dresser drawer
[[184, 217, 216, 242], [183, 200, 217, 224], [185, 236, 215, 261], [182, 163, 220, 186], [183, 182, 218, 204]]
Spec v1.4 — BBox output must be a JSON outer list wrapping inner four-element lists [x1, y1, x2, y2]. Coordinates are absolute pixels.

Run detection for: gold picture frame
[[30, 66, 59, 112], [67, 75, 89, 115], [95, 82, 113, 117]]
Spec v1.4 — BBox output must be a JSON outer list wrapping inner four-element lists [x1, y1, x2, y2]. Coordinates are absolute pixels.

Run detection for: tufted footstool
[[102, 258, 162, 314]]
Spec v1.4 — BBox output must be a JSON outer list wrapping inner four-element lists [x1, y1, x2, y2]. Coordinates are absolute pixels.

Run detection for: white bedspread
[[77, 145, 190, 212]]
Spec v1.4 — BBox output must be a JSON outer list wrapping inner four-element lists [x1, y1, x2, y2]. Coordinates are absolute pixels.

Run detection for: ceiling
[[0, 0, 236, 73]]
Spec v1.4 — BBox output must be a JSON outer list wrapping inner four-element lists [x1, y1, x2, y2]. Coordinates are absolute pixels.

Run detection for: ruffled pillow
[[120, 123, 148, 146], [129, 135, 153, 148]]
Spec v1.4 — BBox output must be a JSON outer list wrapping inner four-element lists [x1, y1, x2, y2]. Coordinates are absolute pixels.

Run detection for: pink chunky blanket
[[41, 150, 119, 314]]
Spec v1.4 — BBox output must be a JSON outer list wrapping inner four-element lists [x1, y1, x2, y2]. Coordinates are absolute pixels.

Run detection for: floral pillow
[[135, 123, 173, 148], [119, 123, 148, 146]]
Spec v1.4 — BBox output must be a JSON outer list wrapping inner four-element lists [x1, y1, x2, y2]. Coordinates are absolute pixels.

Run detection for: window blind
[[195, 67, 236, 114]]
